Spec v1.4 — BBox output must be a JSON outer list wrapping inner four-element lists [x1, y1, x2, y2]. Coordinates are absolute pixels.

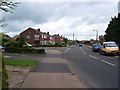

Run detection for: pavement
[[21, 48, 88, 88]]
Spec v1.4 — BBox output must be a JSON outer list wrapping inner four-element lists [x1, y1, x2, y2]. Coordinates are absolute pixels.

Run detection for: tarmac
[[21, 49, 88, 88]]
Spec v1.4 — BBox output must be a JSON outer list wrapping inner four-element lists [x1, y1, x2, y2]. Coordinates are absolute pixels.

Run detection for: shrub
[[22, 45, 29, 49], [2, 56, 9, 89], [4, 48, 45, 54], [32, 44, 66, 47]]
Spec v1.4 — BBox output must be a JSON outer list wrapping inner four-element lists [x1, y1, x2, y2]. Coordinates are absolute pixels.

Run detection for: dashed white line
[[101, 60, 115, 67], [88, 55, 115, 67], [64, 48, 70, 53], [89, 55, 98, 60], [82, 52, 87, 54], [80, 47, 87, 55]]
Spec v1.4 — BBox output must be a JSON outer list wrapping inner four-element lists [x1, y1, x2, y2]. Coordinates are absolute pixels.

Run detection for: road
[[5, 45, 119, 88], [63, 45, 119, 88]]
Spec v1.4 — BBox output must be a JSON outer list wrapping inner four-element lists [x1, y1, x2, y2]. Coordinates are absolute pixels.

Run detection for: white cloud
[[2, 1, 119, 40]]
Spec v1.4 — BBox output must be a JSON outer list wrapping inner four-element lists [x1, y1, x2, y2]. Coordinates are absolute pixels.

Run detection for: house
[[40, 32, 55, 45], [53, 34, 64, 44], [20, 28, 41, 45], [20, 27, 58, 45], [12, 35, 19, 41]]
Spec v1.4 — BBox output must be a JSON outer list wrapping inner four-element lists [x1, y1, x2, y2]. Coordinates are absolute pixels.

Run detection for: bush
[[33, 44, 66, 47], [2, 56, 9, 89], [4, 48, 45, 54], [22, 45, 29, 49]]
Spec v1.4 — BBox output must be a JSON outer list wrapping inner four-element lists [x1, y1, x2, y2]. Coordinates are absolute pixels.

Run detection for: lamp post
[[93, 30, 98, 43]]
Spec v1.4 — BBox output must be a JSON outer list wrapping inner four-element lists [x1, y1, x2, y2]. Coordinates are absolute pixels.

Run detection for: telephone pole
[[73, 33, 74, 45], [93, 30, 98, 43]]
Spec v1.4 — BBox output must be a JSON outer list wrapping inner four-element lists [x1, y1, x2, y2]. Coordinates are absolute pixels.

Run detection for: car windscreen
[[105, 43, 117, 47], [93, 45, 100, 48]]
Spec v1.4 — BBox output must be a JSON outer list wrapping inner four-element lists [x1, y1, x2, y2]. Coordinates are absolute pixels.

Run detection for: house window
[[34, 34, 40, 41], [44, 35, 47, 38], [26, 35, 30, 39], [34, 34, 39, 38]]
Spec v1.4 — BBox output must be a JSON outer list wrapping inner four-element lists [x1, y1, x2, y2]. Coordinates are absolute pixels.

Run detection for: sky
[[1, 0, 119, 40]]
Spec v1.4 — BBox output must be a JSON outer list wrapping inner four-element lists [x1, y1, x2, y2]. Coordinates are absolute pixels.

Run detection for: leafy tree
[[0, 1, 20, 89], [63, 38, 68, 44], [104, 13, 120, 46], [0, 0, 20, 27]]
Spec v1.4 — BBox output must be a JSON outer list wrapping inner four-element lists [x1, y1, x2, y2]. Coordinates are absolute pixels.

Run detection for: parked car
[[92, 43, 101, 52], [100, 41, 119, 55], [78, 44, 82, 46]]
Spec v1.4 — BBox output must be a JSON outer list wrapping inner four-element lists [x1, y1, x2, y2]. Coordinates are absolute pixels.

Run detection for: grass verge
[[4, 59, 38, 67]]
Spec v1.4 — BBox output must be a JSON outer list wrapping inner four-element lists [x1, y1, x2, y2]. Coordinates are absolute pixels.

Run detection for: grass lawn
[[4, 59, 38, 67]]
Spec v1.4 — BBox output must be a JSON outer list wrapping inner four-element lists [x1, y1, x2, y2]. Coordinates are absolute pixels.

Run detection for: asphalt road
[[63, 45, 119, 88], [4, 46, 119, 88]]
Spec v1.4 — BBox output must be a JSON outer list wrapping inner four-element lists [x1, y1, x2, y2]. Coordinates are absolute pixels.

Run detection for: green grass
[[4, 59, 38, 67]]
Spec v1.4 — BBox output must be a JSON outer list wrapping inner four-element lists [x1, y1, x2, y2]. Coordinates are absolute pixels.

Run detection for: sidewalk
[[21, 49, 88, 88]]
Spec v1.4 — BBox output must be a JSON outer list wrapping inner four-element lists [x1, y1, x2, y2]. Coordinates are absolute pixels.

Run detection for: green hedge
[[2, 56, 9, 89], [4, 48, 45, 54], [33, 44, 66, 47]]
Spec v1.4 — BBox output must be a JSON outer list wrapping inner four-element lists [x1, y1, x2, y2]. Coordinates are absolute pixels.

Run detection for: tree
[[63, 38, 68, 44], [104, 13, 120, 46], [0, 0, 20, 89], [0, 0, 20, 27]]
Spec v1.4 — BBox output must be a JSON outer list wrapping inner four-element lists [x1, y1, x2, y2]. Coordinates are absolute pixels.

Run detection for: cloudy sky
[[1, 0, 119, 40]]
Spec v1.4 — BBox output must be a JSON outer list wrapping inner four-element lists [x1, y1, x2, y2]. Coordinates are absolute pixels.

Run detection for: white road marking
[[80, 47, 86, 54], [89, 55, 98, 60], [83, 52, 87, 54], [74, 46, 116, 67], [64, 48, 70, 53], [101, 60, 115, 67], [88, 55, 116, 67]]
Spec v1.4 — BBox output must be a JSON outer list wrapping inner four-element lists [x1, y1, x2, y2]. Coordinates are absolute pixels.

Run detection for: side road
[[21, 48, 88, 88]]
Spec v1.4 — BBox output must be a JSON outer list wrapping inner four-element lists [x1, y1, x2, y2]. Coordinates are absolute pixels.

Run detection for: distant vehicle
[[78, 44, 82, 46], [92, 43, 101, 52], [100, 41, 119, 55]]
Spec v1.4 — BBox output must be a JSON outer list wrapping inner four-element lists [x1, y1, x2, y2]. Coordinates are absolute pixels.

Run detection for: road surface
[[5, 45, 119, 88], [63, 45, 119, 88]]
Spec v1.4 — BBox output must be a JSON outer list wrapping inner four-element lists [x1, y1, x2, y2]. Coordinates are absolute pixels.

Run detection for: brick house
[[20, 28, 41, 45], [20, 27, 62, 45], [53, 34, 64, 44], [40, 32, 55, 45]]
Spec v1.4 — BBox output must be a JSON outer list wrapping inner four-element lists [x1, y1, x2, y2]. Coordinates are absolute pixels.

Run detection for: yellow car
[[100, 41, 119, 55]]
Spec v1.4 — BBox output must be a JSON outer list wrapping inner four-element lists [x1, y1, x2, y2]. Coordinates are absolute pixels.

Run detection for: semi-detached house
[[20, 27, 63, 45]]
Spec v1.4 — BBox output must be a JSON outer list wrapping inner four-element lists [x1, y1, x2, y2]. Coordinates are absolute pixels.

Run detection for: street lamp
[[93, 30, 98, 43]]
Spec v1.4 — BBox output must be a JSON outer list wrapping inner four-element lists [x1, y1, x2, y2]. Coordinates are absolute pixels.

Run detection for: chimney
[[37, 28, 40, 32], [47, 32, 49, 35]]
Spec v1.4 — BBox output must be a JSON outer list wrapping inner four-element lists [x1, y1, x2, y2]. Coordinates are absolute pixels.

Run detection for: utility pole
[[73, 33, 74, 45], [93, 30, 98, 43]]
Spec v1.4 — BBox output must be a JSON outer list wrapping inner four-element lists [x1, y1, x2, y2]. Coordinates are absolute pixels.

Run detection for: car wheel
[[100, 50, 103, 55]]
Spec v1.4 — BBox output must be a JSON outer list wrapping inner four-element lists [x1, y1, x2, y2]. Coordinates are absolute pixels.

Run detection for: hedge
[[32, 44, 66, 47], [2, 55, 9, 89], [4, 48, 45, 54]]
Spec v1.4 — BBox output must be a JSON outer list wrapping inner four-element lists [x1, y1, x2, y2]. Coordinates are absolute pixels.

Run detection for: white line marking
[[89, 55, 98, 60], [101, 60, 115, 67], [64, 48, 70, 53], [83, 52, 87, 54], [80, 47, 87, 55]]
